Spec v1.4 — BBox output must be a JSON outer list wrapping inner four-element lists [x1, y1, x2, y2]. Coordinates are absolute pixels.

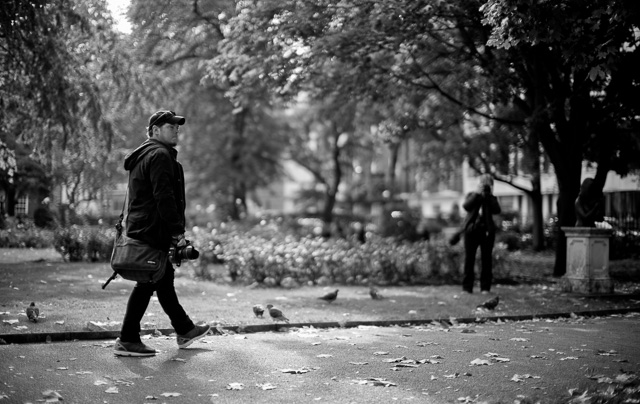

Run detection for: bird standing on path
[[26, 302, 40, 322], [253, 304, 264, 318], [266, 304, 290, 323], [319, 289, 339, 303], [369, 286, 383, 300], [477, 296, 500, 311]]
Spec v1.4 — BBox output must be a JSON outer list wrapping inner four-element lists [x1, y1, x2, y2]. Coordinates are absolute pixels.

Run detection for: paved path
[[1, 314, 639, 403]]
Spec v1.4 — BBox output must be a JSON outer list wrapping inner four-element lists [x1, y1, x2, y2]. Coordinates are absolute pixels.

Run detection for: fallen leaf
[[160, 392, 182, 397], [511, 374, 541, 382], [105, 387, 119, 394], [470, 359, 491, 366], [171, 358, 187, 362], [55, 321, 65, 325], [444, 373, 460, 379], [280, 368, 311, 374], [226, 383, 244, 390], [383, 357, 407, 363], [559, 357, 579, 361], [94, 380, 108, 386], [349, 362, 369, 365], [416, 342, 439, 347], [394, 363, 419, 368], [144, 395, 157, 400], [256, 383, 277, 390], [596, 349, 618, 356], [42, 390, 63, 402], [418, 359, 441, 364], [354, 378, 397, 387], [316, 354, 333, 358], [510, 338, 529, 342], [373, 351, 389, 356], [3, 320, 18, 325]]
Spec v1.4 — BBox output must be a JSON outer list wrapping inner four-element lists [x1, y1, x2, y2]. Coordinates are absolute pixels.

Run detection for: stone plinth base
[[561, 227, 613, 294]]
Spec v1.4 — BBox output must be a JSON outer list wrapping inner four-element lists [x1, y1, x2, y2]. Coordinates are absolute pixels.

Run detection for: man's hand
[[171, 233, 187, 248]]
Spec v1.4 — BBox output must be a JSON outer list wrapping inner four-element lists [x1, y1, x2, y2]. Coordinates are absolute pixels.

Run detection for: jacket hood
[[124, 139, 175, 171]]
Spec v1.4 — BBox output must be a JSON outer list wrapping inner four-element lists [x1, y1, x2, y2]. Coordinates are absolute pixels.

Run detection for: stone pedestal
[[561, 227, 613, 294]]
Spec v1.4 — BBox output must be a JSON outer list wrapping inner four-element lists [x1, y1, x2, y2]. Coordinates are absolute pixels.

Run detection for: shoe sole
[[178, 325, 211, 349], [114, 350, 156, 357]]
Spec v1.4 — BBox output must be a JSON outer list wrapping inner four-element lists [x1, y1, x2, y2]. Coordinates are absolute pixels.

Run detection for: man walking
[[114, 110, 210, 357]]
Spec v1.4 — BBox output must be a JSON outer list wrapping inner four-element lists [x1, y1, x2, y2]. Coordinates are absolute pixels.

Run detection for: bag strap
[[116, 176, 131, 236]]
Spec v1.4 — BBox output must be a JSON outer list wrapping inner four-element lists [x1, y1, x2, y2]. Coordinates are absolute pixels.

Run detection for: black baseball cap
[[148, 110, 186, 128]]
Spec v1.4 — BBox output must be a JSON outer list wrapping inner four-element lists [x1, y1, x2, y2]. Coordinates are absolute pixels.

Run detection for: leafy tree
[[1, 0, 138, 220], [481, 0, 640, 274], [215, 0, 640, 274], [126, 0, 287, 220]]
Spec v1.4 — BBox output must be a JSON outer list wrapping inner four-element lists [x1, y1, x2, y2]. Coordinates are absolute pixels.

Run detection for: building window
[[15, 195, 28, 215]]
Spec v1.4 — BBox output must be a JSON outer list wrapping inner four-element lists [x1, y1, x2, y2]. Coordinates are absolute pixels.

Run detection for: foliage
[[184, 221, 517, 286], [125, 0, 287, 220], [0, 217, 54, 247], [53, 225, 114, 262], [610, 230, 640, 260]]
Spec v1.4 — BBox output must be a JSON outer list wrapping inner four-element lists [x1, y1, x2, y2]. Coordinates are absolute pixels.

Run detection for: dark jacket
[[462, 191, 501, 234], [123, 139, 185, 251]]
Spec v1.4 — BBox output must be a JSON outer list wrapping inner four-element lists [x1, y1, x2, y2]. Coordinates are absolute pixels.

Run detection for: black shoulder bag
[[102, 186, 168, 289]]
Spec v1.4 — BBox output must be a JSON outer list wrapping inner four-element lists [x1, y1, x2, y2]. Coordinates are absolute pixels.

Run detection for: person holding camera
[[114, 110, 210, 357], [461, 174, 502, 294]]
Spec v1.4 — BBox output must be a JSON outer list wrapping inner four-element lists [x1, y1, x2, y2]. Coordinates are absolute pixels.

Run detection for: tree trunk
[[385, 141, 400, 198], [322, 129, 342, 231], [529, 174, 545, 251]]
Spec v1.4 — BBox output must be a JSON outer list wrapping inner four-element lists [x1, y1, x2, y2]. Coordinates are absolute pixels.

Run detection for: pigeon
[[477, 296, 500, 311], [318, 289, 339, 303], [26, 302, 40, 322], [266, 304, 289, 323], [369, 286, 383, 300], [253, 304, 264, 318]]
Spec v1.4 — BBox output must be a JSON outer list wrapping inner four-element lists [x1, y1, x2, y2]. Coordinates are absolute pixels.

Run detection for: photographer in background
[[461, 174, 502, 294], [114, 110, 210, 357]]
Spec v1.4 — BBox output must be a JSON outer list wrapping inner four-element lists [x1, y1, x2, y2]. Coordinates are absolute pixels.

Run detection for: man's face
[[154, 123, 180, 147]]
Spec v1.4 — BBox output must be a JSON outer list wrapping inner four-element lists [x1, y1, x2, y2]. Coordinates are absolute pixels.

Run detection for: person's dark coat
[[123, 139, 185, 251], [462, 191, 501, 234]]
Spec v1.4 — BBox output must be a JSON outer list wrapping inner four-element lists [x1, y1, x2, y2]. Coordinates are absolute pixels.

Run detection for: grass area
[[1, 248, 639, 335]]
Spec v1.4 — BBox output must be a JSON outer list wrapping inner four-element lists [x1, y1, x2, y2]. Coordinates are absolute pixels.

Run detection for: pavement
[[1, 312, 640, 404]]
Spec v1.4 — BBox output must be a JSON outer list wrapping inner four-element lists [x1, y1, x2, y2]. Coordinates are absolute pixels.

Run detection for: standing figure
[[115, 110, 210, 357], [462, 175, 502, 294], [575, 178, 605, 227]]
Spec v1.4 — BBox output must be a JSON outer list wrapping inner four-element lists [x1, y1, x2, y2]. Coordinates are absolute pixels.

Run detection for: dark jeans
[[120, 262, 194, 343], [462, 228, 496, 293]]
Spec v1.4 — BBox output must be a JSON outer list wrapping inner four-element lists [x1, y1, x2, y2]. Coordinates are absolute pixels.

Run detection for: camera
[[169, 241, 200, 266]]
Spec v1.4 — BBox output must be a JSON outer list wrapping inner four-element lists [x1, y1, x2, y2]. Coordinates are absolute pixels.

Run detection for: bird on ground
[[252, 304, 264, 318], [369, 286, 384, 300], [26, 302, 40, 322], [477, 296, 500, 311], [318, 289, 339, 303], [266, 304, 290, 323]]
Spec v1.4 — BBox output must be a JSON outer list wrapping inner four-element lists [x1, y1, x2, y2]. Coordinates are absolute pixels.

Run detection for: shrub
[[0, 218, 54, 248], [610, 230, 640, 260], [186, 223, 467, 286], [52, 225, 115, 262], [53, 227, 85, 262]]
